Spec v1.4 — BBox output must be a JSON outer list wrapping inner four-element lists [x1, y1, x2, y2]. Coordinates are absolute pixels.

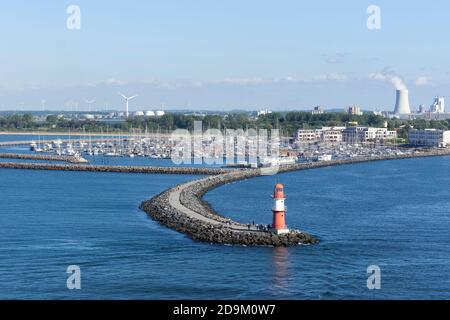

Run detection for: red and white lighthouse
[[272, 183, 289, 234]]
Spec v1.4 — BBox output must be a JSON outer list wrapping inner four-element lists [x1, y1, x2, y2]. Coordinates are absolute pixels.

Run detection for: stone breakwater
[[0, 162, 234, 175], [139, 177, 319, 246], [140, 169, 320, 246], [0, 153, 88, 164], [139, 148, 450, 247]]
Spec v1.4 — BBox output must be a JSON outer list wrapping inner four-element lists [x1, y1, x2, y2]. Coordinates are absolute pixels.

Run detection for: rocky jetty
[[140, 187, 319, 246], [0, 153, 88, 163], [0, 162, 234, 175], [140, 168, 320, 246]]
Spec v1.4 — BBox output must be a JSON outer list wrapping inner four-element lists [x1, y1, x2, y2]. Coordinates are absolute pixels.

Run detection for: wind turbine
[[118, 93, 137, 117], [86, 99, 95, 112]]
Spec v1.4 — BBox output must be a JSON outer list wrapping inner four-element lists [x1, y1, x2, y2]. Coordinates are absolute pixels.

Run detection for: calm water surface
[[1, 151, 450, 299]]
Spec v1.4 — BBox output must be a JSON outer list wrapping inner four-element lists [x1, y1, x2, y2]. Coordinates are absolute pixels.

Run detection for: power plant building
[[430, 97, 445, 113], [394, 89, 411, 115]]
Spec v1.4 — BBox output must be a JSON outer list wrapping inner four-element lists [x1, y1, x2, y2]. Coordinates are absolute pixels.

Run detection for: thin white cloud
[[88, 78, 129, 87], [220, 77, 269, 86], [315, 73, 348, 81], [219, 74, 349, 86], [105, 78, 128, 86], [414, 76, 431, 86]]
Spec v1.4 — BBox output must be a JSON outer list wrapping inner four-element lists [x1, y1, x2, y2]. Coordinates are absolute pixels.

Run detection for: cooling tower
[[394, 89, 411, 114]]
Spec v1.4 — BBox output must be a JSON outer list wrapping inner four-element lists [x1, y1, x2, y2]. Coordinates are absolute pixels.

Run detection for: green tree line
[[1, 112, 450, 137]]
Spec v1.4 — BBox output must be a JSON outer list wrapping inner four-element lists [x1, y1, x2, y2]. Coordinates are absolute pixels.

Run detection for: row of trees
[[2, 112, 450, 137], [0, 114, 36, 129], [124, 112, 389, 135]]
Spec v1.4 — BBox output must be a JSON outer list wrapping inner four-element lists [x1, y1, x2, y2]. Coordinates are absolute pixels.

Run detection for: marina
[[0, 132, 432, 169]]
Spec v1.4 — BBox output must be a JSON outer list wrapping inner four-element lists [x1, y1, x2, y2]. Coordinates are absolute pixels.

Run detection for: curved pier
[[140, 148, 450, 246], [139, 170, 319, 246]]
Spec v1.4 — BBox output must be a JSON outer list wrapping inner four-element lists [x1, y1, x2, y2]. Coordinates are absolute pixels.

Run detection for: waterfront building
[[294, 129, 321, 143], [408, 129, 450, 147], [321, 128, 344, 143], [295, 127, 345, 144], [295, 126, 396, 144], [343, 127, 397, 143]]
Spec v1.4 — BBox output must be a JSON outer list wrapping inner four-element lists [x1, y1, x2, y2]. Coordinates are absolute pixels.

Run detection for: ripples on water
[[1, 134, 450, 299]]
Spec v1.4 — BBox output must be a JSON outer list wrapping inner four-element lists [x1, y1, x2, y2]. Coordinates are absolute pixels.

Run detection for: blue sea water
[[1, 153, 450, 299]]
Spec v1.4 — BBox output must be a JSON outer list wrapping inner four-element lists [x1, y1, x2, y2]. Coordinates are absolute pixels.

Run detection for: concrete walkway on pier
[[169, 180, 222, 225], [168, 179, 264, 233]]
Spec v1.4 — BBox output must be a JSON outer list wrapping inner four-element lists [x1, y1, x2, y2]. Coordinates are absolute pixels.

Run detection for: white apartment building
[[322, 129, 344, 143], [295, 127, 344, 144], [343, 127, 397, 143], [296, 126, 397, 144], [408, 129, 450, 147], [295, 129, 321, 143]]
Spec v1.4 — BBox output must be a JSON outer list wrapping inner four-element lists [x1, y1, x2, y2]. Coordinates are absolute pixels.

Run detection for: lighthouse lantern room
[[272, 183, 290, 235]]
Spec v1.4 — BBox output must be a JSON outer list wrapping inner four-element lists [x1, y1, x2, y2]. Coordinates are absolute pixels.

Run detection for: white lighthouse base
[[272, 228, 290, 235]]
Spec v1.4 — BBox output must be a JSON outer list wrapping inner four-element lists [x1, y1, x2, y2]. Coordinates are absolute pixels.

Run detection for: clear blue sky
[[0, 0, 449, 111]]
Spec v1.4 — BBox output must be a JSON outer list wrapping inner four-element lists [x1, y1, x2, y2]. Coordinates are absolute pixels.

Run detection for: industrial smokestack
[[394, 89, 411, 114]]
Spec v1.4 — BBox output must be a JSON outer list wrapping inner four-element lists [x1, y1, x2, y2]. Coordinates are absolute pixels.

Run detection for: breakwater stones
[[140, 188, 319, 246], [140, 169, 319, 247], [0, 153, 88, 163], [139, 147, 450, 247], [0, 162, 235, 175]]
